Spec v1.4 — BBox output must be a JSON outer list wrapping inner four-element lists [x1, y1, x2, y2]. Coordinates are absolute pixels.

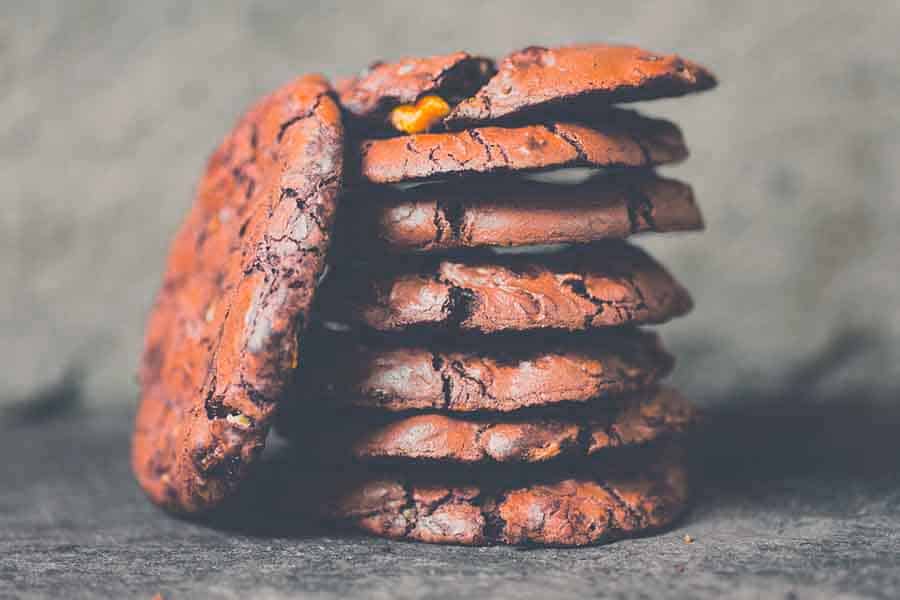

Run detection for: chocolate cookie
[[338, 44, 714, 134], [318, 240, 692, 333], [327, 448, 688, 546], [296, 327, 673, 412], [338, 173, 702, 252], [336, 52, 494, 128], [278, 387, 696, 464], [132, 75, 344, 513], [446, 44, 716, 127], [358, 109, 686, 183]]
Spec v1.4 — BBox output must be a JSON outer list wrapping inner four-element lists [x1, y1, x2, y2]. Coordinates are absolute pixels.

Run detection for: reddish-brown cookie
[[132, 75, 344, 513], [295, 327, 673, 412], [337, 44, 714, 134], [446, 44, 717, 127], [278, 387, 696, 464], [318, 240, 692, 333], [327, 448, 688, 546], [337, 173, 703, 252], [337, 52, 494, 125], [358, 109, 686, 183]]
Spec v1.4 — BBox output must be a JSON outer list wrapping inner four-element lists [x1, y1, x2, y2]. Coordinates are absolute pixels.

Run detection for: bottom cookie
[[327, 449, 688, 546]]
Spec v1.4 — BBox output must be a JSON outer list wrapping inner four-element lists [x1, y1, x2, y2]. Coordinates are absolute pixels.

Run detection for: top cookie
[[337, 44, 715, 134], [132, 75, 344, 513], [446, 44, 716, 127]]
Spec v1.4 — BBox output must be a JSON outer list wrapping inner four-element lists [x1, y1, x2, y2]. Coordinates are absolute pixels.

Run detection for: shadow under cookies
[[691, 395, 900, 500], [689, 325, 900, 506]]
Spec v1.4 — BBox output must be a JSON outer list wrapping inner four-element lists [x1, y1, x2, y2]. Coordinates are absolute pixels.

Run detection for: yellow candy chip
[[389, 95, 451, 134]]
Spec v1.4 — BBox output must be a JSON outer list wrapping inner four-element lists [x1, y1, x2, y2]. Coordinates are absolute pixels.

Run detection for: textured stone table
[[3, 397, 899, 600]]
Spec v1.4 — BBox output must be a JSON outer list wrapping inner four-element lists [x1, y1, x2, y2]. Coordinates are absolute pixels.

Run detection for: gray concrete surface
[[2, 0, 899, 410]]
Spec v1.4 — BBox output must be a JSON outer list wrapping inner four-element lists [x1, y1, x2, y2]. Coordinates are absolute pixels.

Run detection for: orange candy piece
[[389, 95, 451, 134]]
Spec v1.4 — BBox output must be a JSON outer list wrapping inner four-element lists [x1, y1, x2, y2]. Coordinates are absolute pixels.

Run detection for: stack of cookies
[[278, 45, 716, 546], [131, 44, 716, 549]]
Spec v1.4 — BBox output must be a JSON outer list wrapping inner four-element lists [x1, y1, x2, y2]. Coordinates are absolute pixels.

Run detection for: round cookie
[[295, 327, 673, 412], [337, 44, 715, 134], [336, 52, 494, 127], [337, 173, 703, 252], [358, 109, 686, 183], [327, 449, 689, 546], [132, 75, 344, 513], [318, 240, 692, 333], [278, 387, 696, 464], [446, 44, 717, 127]]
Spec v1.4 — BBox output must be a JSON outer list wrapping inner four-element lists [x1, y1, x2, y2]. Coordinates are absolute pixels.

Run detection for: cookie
[[326, 448, 688, 546], [336, 52, 495, 128], [278, 386, 696, 464], [446, 44, 716, 127], [337, 44, 714, 134], [296, 327, 673, 412], [338, 173, 703, 252], [318, 240, 692, 333], [132, 75, 344, 513], [358, 109, 686, 183]]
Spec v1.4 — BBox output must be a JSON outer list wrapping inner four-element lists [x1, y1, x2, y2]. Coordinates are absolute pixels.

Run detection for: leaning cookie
[[277, 386, 696, 464], [317, 240, 692, 333], [295, 327, 673, 412], [337, 173, 703, 252], [132, 75, 344, 513], [358, 109, 686, 183], [325, 447, 689, 546]]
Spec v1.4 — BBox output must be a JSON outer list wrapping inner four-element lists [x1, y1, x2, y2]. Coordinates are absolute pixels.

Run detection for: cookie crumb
[[683, 534, 694, 544]]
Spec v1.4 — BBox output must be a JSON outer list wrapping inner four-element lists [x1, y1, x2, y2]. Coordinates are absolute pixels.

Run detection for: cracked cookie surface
[[446, 44, 716, 127], [132, 75, 344, 513], [357, 109, 686, 183], [336, 44, 714, 133], [336, 52, 494, 130], [318, 240, 692, 333], [338, 173, 703, 252], [293, 327, 673, 412], [324, 446, 689, 546], [277, 386, 696, 464]]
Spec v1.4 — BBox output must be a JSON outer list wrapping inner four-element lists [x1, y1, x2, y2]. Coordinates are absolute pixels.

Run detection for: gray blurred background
[[2, 0, 899, 414]]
